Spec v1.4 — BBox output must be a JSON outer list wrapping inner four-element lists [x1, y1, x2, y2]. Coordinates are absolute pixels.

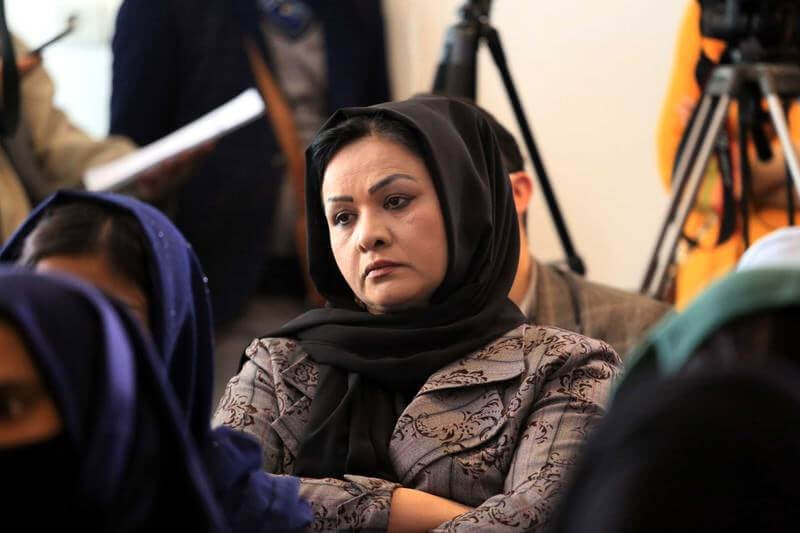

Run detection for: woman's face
[[322, 134, 448, 314], [0, 322, 62, 448], [35, 254, 151, 331]]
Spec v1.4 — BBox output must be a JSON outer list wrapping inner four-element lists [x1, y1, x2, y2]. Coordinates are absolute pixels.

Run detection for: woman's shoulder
[[477, 323, 620, 370], [242, 336, 314, 378], [480, 323, 615, 354]]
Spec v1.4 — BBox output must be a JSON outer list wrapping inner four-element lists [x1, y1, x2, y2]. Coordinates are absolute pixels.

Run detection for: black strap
[[783, 98, 796, 226], [0, 0, 20, 138], [714, 128, 737, 245], [738, 95, 754, 249], [695, 50, 716, 88]]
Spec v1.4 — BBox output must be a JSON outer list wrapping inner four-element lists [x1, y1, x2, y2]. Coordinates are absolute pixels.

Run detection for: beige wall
[[384, 0, 686, 290]]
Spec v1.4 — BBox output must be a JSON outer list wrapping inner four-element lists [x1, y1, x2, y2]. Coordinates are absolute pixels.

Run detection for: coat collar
[[417, 325, 528, 395], [391, 325, 531, 483]]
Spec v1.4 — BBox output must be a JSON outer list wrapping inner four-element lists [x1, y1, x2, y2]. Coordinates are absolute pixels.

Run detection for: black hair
[[440, 97, 528, 229], [309, 112, 427, 181], [482, 114, 524, 174], [19, 203, 151, 296], [683, 305, 800, 372], [445, 96, 524, 173]]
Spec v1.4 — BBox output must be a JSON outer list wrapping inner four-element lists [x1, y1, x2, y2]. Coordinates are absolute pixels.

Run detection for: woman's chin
[[363, 289, 430, 315]]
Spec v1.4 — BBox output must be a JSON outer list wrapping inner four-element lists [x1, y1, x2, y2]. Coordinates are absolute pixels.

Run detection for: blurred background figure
[[109, 0, 391, 392], [0, 0, 204, 247], [0, 18, 135, 241], [657, 0, 800, 308]]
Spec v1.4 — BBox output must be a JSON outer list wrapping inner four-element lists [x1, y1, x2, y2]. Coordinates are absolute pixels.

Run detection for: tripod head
[[460, 0, 493, 21], [431, 0, 494, 99], [700, 0, 800, 63]]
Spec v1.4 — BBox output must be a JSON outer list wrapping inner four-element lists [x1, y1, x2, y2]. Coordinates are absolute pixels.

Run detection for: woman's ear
[[509, 171, 533, 216]]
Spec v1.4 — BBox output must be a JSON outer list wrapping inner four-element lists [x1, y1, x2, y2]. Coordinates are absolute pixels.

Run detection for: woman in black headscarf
[[214, 94, 621, 532]]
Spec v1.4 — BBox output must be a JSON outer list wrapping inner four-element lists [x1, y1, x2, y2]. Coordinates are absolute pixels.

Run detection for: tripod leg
[[764, 92, 800, 195], [672, 94, 715, 191], [643, 94, 731, 299], [483, 26, 585, 275], [641, 92, 719, 293]]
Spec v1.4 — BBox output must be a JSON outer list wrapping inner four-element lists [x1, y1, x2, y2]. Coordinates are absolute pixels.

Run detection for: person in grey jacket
[[213, 95, 621, 532], [478, 109, 671, 358]]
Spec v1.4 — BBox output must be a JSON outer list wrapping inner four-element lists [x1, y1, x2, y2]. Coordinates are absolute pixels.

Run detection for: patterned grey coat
[[213, 324, 621, 532]]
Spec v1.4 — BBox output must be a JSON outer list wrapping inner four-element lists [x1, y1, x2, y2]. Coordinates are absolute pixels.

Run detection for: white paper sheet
[[84, 88, 266, 191]]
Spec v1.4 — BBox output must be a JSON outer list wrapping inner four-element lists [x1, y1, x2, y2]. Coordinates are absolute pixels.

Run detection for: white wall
[[384, 0, 685, 290]]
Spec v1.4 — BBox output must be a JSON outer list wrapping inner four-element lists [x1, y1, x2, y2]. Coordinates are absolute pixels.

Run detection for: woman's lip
[[366, 265, 399, 279]]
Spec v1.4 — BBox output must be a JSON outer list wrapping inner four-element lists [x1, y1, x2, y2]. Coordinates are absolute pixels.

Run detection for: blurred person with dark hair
[[480, 108, 671, 357], [551, 362, 800, 533], [552, 261, 800, 533]]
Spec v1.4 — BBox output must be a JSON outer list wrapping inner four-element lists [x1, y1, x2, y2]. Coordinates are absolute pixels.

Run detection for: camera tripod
[[432, 0, 585, 275], [640, 62, 800, 299]]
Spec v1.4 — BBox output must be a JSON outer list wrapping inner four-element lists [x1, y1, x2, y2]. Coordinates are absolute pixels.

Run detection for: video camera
[[699, 0, 800, 61]]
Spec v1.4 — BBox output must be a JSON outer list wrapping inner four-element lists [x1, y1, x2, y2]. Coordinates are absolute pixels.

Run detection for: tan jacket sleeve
[[15, 37, 135, 197]]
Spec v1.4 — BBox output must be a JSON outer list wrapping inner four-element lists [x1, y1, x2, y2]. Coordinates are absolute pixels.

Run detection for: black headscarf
[[271, 94, 526, 480]]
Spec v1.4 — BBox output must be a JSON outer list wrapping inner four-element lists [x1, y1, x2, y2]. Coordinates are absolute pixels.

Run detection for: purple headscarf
[[0, 192, 311, 532], [1, 190, 214, 441], [0, 268, 227, 530]]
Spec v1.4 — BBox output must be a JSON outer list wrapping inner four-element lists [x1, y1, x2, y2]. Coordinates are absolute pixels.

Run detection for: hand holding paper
[[84, 88, 265, 192], [133, 140, 215, 202]]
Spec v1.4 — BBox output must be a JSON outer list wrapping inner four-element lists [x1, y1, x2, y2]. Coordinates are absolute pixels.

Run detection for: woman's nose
[[357, 211, 391, 252]]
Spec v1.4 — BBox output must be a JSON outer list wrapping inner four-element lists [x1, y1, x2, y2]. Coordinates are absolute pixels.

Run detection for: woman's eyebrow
[[368, 174, 416, 195], [325, 174, 417, 203], [326, 195, 354, 203]]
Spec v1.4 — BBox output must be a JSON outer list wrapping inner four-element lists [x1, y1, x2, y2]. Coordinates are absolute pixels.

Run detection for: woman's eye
[[384, 195, 410, 210], [334, 212, 354, 226], [0, 387, 34, 422]]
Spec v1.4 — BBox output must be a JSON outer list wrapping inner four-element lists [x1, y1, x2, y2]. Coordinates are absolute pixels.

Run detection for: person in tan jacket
[[0, 36, 201, 242], [0, 37, 135, 241]]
